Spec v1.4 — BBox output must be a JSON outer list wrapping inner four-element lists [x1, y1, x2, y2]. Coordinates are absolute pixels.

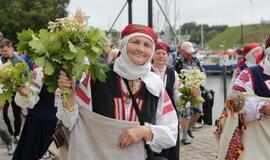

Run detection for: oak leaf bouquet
[[177, 68, 206, 110], [0, 61, 31, 103], [16, 16, 109, 105]]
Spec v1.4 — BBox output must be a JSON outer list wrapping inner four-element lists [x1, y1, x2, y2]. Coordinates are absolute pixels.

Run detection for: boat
[[196, 50, 241, 74]]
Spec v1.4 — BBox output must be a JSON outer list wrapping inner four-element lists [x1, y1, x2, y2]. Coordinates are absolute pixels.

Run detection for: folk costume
[[152, 41, 180, 160], [229, 43, 263, 90], [13, 67, 57, 160], [216, 40, 270, 160], [56, 24, 178, 160]]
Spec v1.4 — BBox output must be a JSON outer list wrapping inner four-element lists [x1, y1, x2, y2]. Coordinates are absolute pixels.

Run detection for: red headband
[[156, 41, 170, 53], [240, 43, 261, 56], [121, 24, 158, 44]]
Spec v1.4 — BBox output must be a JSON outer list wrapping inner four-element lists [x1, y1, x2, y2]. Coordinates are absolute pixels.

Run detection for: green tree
[[180, 22, 197, 35], [211, 25, 228, 33], [190, 30, 200, 44], [177, 22, 228, 45], [205, 30, 219, 42], [0, 0, 70, 44]]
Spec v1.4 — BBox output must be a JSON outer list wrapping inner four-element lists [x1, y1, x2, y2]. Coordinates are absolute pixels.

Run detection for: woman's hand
[[58, 70, 74, 88], [17, 86, 29, 96], [259, 101, 270, 116], [190, 87, 200, 97], [118, 125, 152, 149], [58, 70, 76, 110]]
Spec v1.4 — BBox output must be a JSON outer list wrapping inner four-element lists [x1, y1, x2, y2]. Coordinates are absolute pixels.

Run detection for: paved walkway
[[1, 125, 218, 160], [0, 143, 11, 160], [180, 125, 218, 160]]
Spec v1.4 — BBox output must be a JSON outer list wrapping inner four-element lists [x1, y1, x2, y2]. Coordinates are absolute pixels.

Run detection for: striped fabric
[[75, 75, 92, 108], [75, 75, 175, 122], [162, 90, 174, 115], [114, 97, 144, 121]]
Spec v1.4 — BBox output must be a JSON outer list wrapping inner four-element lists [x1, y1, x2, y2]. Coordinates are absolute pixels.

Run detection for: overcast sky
[[68, 0, 270, 31]]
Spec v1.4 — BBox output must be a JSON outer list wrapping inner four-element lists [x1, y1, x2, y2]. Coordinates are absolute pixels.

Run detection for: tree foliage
[[0, 61, 31, 103], [0, 0, 70, 43], [17, 18, 109, 93], [179, 21, 228, 44]]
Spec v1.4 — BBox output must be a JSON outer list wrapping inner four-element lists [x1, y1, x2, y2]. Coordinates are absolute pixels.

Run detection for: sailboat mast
[[201, 24, 204, 48], [174, 0, 177, 45]]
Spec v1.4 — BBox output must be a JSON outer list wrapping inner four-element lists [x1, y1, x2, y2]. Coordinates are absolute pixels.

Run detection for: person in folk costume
[[12, 67, 58, 160], [57, 24, 178, 159], [216, 36, 270, 160], [151, 41, 180, 160], [229, 43, 264, 89]]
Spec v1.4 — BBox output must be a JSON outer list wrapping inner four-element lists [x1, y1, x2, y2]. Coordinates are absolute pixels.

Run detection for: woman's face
[[126, 36, 153, 65], [153, 49, 168, 66]]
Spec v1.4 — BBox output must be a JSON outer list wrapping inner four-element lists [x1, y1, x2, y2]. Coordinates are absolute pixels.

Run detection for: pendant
[[125, 97, 132, 104]]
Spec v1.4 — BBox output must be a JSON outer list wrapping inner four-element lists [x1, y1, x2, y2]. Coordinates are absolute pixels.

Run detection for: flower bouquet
[[177, 68, 206, 110], [0, 61, 31, 103], [16, 14, 109, 100]]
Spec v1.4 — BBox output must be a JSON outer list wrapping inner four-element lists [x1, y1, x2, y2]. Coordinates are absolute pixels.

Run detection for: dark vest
[[165, 67, 176, 108], [248, 65, 270, 97], [154, 67, 179, 160], [28, 86, 57, 122], [91, 66, 159, 124]]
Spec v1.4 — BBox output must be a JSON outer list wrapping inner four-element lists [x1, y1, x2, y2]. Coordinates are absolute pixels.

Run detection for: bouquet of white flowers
[[177, 68, 206, 110]]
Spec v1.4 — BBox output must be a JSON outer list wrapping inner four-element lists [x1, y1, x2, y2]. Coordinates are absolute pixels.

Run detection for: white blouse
[[56, 74, 179, 153], [232, 68, 266, 122], [152, 65, 181, 105], [14, 67, 44, 109]]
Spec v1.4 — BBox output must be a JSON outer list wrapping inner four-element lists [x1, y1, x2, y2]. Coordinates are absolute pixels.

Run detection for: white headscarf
[[245, 47, 262, 67], [113, 33, 164, 96], [261, 47, 270, 76]]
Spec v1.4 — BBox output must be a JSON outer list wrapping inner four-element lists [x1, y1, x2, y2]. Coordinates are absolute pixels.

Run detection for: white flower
[[179, 69, 206, 89], [47, 18, 86, 33]]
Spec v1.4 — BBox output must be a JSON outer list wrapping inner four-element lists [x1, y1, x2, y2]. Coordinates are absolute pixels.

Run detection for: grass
[[206, 23, 270, 51]]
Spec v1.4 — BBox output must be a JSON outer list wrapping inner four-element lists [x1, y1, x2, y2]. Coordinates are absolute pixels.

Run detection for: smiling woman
[[127, 37, 153, 65], [55, 24, 178, 160], [152, 42, 170, 68], [152, 41, 181, 160]]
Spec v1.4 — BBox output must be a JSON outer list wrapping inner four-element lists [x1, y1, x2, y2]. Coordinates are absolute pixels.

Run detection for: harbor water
[[204, 74, 232, 124]]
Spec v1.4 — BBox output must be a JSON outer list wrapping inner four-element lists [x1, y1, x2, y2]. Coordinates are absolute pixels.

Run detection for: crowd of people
[[0, 23, 207, 160], [0, 22, 269, 160]]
